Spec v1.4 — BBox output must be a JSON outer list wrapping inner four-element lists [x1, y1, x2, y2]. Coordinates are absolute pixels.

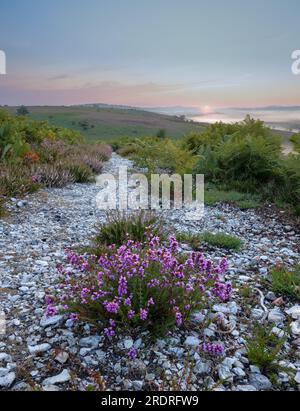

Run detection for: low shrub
[[204, 189, 258, 206], [270, 265, 300, 300], [46, 236, 231, 337], [246, 323, 287, 376], [202, 232, 243, 251], [66, 162, 94, 183], [0, 164, 40, 197], [0, 197, 5, 218], [94, 211, 163, 247], [32, 163, 75, 188]]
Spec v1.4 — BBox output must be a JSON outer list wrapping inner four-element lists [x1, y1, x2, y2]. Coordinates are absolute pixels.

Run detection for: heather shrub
[[0, 164, 40, 197], [47, 236, 231, 336], [32, 163, 75, 188], [81, 155, 103, 174], [94, 211, 163, 247], [66, 162, 94, 183]]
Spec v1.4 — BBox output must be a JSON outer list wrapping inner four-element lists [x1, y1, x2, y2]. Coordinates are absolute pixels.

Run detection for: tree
[[16, 105, 29, 116], [156, 129, 167, 139]]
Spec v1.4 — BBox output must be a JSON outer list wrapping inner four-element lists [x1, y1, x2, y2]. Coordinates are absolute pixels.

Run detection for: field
[[5, 105, 207, 142]]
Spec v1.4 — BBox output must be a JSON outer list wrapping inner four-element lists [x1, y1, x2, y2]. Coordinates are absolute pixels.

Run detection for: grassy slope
[[6, 106, 207, 142]]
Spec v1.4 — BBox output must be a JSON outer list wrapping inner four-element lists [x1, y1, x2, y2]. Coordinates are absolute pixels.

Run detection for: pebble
[[249, 374, 272, 390], [28, 343, 51, 355], [42, 369, 71, 386], [0, 372, 16, 388]]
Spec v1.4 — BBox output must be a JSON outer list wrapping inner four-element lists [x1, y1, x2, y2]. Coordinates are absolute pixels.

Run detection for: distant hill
[[5, 105, 207, 142]]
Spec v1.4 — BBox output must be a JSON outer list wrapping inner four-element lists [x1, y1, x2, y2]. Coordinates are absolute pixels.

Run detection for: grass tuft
[[246, 323, 287, 377], [202, 232, 243, 251], [94, 210, 164, 248], [270, 265, 300, 301]]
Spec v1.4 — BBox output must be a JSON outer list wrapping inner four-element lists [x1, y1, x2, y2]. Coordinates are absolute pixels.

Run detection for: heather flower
[[128, 310, 135, 320], [104, 301, 120, 314], [46, 304, 58, 317], [201, 342, 225, 356], [140, 309, 148, 321], [128, 347, 138, 360], [118, 275, 128, 296], [175, 311, 183, 327], [50, 235, 230, 338]]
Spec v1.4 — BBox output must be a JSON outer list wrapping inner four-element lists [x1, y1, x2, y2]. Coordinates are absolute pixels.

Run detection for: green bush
[[0, 164, 40, 197], [67, 162, 94, 183], [131, 137, 196, 174], [202, 232, 243, 251], [94, 211, 164, 247], [270, 265, 300, 300], [290, 134, 300, 153], [246, 323, 287, 376]]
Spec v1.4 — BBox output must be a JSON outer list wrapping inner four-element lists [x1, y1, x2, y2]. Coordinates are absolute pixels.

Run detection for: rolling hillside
[[6, 105, 207, 142]]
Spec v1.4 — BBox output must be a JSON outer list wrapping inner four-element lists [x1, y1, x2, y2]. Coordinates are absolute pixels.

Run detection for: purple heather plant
[[201, 342, 225, 357], [46, 235, 231, 337]]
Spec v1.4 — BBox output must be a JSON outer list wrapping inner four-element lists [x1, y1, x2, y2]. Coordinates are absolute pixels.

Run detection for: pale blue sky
[[0, 0, 299, 108]]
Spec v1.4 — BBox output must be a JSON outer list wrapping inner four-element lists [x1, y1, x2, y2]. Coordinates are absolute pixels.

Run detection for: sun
[[202, 105, 212, 114]]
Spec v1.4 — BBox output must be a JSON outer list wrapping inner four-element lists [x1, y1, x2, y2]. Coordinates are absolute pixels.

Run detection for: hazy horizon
[[1, 0, 300, 109]]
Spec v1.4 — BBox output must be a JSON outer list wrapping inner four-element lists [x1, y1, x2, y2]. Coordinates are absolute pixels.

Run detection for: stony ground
[[0, 153, 300, 391]]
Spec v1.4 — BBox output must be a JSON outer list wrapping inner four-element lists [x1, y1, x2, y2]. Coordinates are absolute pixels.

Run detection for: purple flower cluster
[[46, 236, 231, 337], [201, 342, 225, 356]]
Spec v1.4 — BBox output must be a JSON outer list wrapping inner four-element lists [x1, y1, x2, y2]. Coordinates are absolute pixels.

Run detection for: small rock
[[40, 315, 63, 328], [237, 385, 257, 391], [79, 336, 101, 349], [233, 367, 246, 377], [132, 380, 143, 390], [55, 351, 69, 364], [268, 308, 285, 324], [28, 343, 51, 355], [0, 372, 15, 388], [184, 336, 200, 347], [123, 338, 134, 350], [218, 365, 232, 381], [42, 369, 71, 386], [291, 320, 300, 336], [294, 371, 300, 384], [249, 374, 272, 390], [194, 361, 211, 375], [286, 306, 300, 320]]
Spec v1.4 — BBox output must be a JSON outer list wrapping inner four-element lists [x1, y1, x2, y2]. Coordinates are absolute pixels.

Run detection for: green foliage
[[204, 188, 260, 207], [235, 199, 261, 210], [0, 109, 112, 202], [246, 323, 287, 376], [128, 137, 196, 174], [0, 197, 5, 218], [0, 164, 40, 197], [156, 128, 167, 139], [16, 105, 29, 116], [176, 231, 243, 251], [176, 232, 201, 250], [67, 162, 94, 183], [202, 232, 243, 251], [270, 265, 300, 300], [94, 211, 164, 247], [290, 134, 300, 153]]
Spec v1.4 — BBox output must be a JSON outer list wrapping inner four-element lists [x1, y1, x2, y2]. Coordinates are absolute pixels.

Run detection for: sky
[[0, 0, 300, 110]]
